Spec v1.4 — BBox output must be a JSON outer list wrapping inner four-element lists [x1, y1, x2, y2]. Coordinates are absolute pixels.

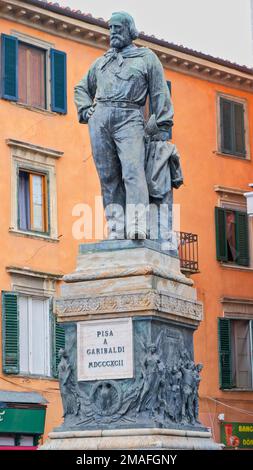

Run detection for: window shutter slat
[[215, 207, 228, 261], [1, 34, 18, 101], [2, 292, 19, 374], [167, 80, 172, 140], [55, 322, 65, 376], [220, 98, 233, 154], [51, 299, 65, 378], [234, 103, 246, 156], [18, 43, 28, 105], [235, 211, 249, 266], [218, 318, 232, 389], [51, 49, 67, 114]]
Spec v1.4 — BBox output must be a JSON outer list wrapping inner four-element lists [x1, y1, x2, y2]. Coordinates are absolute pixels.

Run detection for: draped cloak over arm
[[146, 50, 174, 132]]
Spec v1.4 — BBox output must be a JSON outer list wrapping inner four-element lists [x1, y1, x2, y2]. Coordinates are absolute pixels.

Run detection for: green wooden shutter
[[50, 49, 67, 114], [1, 34, 18, 101], [251, 320, 253, 384], [234, 103, 246, 156], [51, 299, 65, 378], [218, 318, 233, 389], [235, 211, 249, 266], [167, 80, 172, 140], [220, 98, 233, 154], [220, 98, 246, 157], [215, 207, 228, 261], [2, 292, 19, 374]]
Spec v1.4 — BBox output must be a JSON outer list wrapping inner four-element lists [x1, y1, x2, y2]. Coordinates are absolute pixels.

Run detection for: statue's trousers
[[88, 103, 149, 236]]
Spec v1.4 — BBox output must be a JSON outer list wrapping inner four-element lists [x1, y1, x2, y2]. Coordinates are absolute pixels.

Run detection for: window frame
[[18, 295, 51, 377], [219, 317, 253, 390], [10, 31, 53, 112], [2, 286, 65, 379], [231, 319, 252, 389], [17, 167, 50, 235], [18, 41, 47, 110], [9, 139, 61, 242], [215, 206, 249, 267], [216, 92, 250, 160]]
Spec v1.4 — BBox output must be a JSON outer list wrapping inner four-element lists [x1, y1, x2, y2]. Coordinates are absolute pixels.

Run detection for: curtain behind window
[[18, 171, 30, 230]]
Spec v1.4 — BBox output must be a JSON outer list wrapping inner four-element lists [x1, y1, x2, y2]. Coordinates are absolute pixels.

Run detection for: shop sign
[[0, 408, 45, 434], [221, 422, 253, 448]]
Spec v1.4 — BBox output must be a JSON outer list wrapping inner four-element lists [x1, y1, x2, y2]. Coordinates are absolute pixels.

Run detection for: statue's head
[[108, 11, 139, 50]]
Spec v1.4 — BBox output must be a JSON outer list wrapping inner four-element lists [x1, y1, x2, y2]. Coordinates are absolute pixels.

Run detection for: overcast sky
[[56, 0, 253, 67]]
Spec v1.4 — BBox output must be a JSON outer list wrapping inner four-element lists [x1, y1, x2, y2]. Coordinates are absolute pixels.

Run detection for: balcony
[[177, 231, 199, 274]]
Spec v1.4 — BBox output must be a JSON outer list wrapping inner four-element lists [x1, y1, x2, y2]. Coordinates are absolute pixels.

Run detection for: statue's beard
[[110, 35, 129, 49]]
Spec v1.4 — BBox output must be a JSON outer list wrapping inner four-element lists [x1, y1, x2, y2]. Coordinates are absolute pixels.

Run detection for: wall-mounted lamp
[[218, 413, 225, 422], [244, 184, 253, 217]]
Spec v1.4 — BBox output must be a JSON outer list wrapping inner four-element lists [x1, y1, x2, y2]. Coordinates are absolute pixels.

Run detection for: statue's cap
[[108, 12, 124, 25]]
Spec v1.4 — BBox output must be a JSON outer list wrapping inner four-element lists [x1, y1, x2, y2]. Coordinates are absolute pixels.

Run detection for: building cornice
[[221, 296, 253, 318], [6, 265, 63, 280], [6, 138, 64, 158], [1, 0, 253, 92], [221, 296, 253, 305], [214, 185, 250, 196]]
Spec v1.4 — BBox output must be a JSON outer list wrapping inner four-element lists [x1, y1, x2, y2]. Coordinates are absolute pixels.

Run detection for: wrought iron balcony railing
[[177, 231, 199, 274]]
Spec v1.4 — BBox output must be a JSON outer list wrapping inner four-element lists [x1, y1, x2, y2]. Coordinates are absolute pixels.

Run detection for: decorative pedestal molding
[[41, 428, 222, 450]]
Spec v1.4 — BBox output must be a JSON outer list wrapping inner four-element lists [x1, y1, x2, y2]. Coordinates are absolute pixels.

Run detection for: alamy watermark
[[72, 196, 181, 251]]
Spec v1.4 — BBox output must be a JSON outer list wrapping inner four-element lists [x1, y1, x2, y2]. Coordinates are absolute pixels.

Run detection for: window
[[0, 434, 40, 448], [0, 436, 15, 446], [18, 170, 48, 234], [19, 435, 36, 447], [1, 33, 67, 113], [9, 139, 62, 240], [215, 207, 249, 266], [218, 95, 247, 158], [218, 318, 253, 389], [19, 296, 50, 376], [2, 292, 65, 377], [18, 43, 46, 109]]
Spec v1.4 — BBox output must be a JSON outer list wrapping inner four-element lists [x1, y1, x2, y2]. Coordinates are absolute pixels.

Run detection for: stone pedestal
[[42, 428, 221, 450], [41, 240, 222, 450]]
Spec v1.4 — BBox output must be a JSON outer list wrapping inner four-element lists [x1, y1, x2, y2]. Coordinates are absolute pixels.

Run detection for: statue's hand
[[82, 106, 96, 122], [151, 131, 169, 142]]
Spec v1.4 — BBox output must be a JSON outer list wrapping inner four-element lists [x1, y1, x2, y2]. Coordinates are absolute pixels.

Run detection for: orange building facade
[[0, 0, 252, 449]]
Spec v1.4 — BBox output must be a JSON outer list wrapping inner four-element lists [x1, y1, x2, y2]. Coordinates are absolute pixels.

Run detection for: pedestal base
[[51, 241, 219, 449], [40, 428, 222, 450]]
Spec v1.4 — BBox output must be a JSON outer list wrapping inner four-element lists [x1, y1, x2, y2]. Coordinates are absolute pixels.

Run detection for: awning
[[0, 390, 47, 435]]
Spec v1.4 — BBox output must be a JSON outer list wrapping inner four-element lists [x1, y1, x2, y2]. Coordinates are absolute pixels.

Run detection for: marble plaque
[[77, 318, 133, 381]]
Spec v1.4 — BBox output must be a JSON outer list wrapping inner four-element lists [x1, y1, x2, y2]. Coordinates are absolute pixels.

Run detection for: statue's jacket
[[74, 44, 183, 200], [74, 44, 174, 132]]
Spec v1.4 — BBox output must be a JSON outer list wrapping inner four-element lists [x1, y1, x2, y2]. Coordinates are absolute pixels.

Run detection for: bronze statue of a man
[[75, 11, 175, 239]]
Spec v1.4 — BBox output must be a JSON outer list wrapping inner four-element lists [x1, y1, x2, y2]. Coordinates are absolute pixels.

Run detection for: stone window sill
[[214, 151, 250, 162], [222, 388, 253, 392], [10, 101, 56, 117], [220, 263, 253, 272], [6, 373, 58, 382], [9, 228, 59, 243]]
